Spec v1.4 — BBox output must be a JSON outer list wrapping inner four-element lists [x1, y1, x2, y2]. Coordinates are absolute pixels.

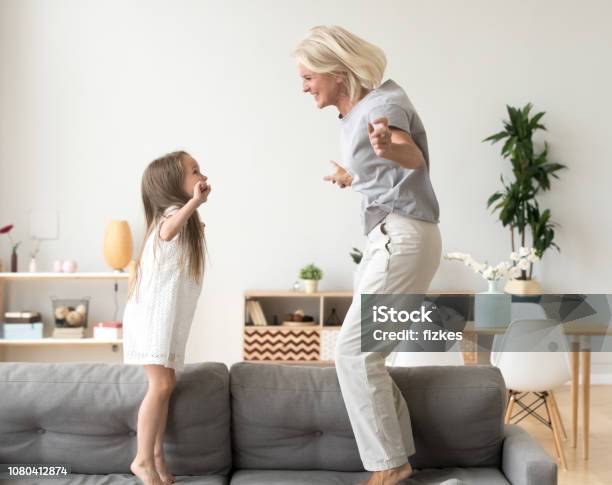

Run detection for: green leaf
[[487, 192, 503, 208]]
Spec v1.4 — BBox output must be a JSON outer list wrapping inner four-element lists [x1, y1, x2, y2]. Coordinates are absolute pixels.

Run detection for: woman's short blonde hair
[[293, 25, 387, 102]]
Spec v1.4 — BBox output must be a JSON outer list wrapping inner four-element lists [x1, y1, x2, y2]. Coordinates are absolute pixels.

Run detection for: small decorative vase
[[104, 220, 133, 272], [504, 278, 542, 295], [10, 250, 17, 272], [487, 279, 503, 293], [474, 279, 511, 328], [303, 279, 318, 293], [53, 260, 63, 272], [29, 257, 37, 273]]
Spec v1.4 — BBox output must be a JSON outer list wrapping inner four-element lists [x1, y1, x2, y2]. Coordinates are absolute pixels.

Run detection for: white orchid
[[527, 253, 540, 263], [507, 247, 540, 280], [509, 266, 523, 279], [518, 246, 530, 257], [517, 258, 531, 271], [444, 252, 510, 281]]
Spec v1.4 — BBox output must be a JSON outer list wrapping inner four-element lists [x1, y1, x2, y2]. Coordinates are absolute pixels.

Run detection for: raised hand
[[323, 160, 353, 188], [192, 181, 211, 205], [367, 117, 392, 158]]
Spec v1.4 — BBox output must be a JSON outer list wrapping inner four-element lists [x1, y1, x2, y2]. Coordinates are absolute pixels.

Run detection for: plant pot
[[504, 278, 542, 295], [303, 279, 318, 293]]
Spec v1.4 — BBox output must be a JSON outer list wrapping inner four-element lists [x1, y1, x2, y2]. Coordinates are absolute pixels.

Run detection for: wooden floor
[[516, 385, 612, 485]]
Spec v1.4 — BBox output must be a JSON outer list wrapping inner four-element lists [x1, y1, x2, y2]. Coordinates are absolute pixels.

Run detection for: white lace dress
[[123, 206, 203, 371]]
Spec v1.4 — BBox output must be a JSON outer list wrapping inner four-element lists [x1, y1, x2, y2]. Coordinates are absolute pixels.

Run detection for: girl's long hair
[[128, 150, 205, 301]]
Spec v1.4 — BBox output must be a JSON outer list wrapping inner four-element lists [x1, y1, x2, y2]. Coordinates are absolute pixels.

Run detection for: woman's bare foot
[[130, 458, 165, 485], [363, 462, 413, 485], [154, 455, 176, 485]]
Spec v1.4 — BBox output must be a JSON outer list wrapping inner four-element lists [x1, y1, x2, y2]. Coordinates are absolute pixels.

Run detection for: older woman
[[294, 26, 442, 485]]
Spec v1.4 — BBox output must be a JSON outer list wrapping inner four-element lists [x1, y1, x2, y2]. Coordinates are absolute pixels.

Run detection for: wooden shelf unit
[[243, 290, 352, 363], [0, 264, 130, 360], [243, 290, 481, 364]]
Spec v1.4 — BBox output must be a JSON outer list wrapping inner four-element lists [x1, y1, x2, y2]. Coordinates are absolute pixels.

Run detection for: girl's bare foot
[[130, 459, 165, 485], [154, 456, 176, 485], [363, 462, 413, 485]]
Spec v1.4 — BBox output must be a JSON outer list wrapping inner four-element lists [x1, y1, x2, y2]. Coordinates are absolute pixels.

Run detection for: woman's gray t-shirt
[[340, 79, 440, 235]]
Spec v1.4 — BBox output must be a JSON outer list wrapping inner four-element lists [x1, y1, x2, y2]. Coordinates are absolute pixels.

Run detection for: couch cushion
[[229, 467, 510, 485], [389, 365, 506, 469], [230, 363, 505, 471], [0, 362, 231, 476], [8, 474, 228, 484]]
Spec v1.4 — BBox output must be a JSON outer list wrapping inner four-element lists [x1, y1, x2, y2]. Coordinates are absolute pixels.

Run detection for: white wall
[[1, 0, 611, 377]]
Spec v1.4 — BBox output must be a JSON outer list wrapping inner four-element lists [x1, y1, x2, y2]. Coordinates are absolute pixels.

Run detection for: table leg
[[582, 350, 591, 460], [571, 342, 579, 448]]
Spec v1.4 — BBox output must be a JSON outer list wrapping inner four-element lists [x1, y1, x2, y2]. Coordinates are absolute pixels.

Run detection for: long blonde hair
[[128, 150, 206, 300], [293, 25, 387, 102]]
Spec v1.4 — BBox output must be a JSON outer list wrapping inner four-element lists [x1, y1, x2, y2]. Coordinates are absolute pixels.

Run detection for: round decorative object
[[66, 310, 82, 326], [63, 260, 72, 272], [51, 297, 90, 328], [54, 306, 70, 320], [53, 260, 63, 272], [104, 220, 133, 271], [62, 260, 77, 273]]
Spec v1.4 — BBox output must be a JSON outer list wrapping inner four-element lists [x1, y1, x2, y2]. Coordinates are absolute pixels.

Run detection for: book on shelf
[[246, 300, 268, 326], [53, 326, 85, 338], [4, 311, 42, 323], [94, 321, 123, 328]]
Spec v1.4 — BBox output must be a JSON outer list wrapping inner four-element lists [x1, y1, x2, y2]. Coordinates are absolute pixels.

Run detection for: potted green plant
[[484, 103, 567, 294], [299, 263, 323, 293]]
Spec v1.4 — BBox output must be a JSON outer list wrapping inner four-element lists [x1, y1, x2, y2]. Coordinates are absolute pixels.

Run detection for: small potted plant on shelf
[[483, 103, 567, 295], [299, 263, 323, 293]]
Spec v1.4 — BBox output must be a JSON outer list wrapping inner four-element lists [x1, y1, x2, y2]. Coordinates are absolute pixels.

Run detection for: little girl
[[123, 150, 211, 485]]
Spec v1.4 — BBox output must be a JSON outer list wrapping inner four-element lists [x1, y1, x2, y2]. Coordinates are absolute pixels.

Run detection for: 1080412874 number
[[0, 464, 71, 479]]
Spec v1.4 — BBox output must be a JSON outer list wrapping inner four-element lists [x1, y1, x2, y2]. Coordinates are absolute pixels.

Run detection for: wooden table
[[464, 321, 612, 460]]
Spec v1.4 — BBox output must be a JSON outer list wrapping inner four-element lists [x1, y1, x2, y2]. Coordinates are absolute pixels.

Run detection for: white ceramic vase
[[474, 279, 511, 328]]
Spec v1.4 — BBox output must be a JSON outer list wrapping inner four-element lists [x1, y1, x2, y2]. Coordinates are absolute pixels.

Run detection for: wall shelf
[[0, 272, 130, 280], [0, 263, 130, 361]]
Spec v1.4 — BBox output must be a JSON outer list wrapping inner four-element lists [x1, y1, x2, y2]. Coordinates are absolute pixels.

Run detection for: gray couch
[[0, 362, 557, 485]]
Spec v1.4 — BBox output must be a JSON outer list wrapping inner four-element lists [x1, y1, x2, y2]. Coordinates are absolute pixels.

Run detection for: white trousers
[[335, 213, 442, 471]]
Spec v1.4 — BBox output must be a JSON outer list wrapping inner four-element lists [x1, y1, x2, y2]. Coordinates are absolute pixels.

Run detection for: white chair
[[493, 318, 571, 469], [490, 301, 548, 364]]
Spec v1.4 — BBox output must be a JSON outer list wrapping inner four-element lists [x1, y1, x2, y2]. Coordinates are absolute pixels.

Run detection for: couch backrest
[[230, 363, 505, 471], [0, 362, 231, 476]]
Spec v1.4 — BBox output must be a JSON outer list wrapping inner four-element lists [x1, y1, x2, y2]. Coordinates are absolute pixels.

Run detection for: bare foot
[[154, 456, 176, 485], [363, 462, 413, 485], [130, 459, 165, 485]]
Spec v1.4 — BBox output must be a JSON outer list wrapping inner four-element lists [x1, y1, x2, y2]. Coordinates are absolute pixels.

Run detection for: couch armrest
[[501, 424, 557, 485]]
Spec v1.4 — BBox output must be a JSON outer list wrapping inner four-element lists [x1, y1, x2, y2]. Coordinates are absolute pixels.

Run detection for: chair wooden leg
[[549, 391, 568, 440], [505, 391, 516, 424], [545, 393, 568, 470]]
